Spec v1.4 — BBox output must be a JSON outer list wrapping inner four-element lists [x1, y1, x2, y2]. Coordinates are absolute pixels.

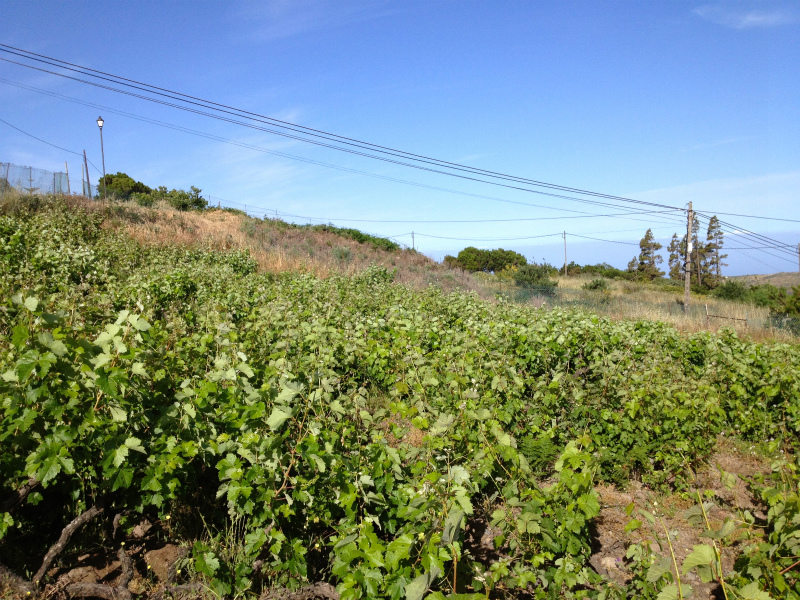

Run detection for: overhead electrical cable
[[2, 77, 679, 222], [267, 207, 682, 224], [692, 221, 797, 265], [695, 212, 796, 250], [692, 212, 797, 258], [0, 46, 687, 213], [3, 43, 797, 243], [0, 115, 103, 174], [567, 233, 641, 246], [693, 214, 797, 262], [1, 45, 792, 262], [699, 211, 800, 224], [412, 232, 564, 242], [725, 248, 782, 272], [0, 66, 692, 227], [0, 116, 83, 157], [696, 213, 797, 253]]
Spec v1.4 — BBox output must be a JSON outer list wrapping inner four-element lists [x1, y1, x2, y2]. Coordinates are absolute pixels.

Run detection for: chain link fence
[[0, 162, 98, 197]]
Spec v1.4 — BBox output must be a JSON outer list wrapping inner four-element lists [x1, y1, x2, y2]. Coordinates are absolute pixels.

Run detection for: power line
[[411, 232, 564, 242], [726, 247, 783, 272], [702, 211, 800, 224], [696, 212, 796, 252], [0, 115, 103, 175], [4, 44, 798, 249], [693, 213, 797, 262], [2, 46, 793, 263], [268, 207, 681, 224], [0, 116, 82, 157], [0, 46, 683, 213], [0, 77, 689, 227], [567, 233, 640, 246]]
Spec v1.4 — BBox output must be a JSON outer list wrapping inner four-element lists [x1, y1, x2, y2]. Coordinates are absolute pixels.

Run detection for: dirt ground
[[588, 440, 773, 598], [0, 439, 777, 600]]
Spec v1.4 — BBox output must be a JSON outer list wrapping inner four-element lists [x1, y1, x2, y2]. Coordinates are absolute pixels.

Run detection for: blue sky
[[1, 1, 798, 275]]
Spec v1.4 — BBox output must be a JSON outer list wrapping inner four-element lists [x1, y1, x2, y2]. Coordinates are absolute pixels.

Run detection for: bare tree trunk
[[33, 504, 104, 585]]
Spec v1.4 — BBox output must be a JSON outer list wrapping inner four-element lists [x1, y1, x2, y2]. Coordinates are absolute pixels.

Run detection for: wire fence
[[0, 162, 98, 197], [498, 285, 800, 336]]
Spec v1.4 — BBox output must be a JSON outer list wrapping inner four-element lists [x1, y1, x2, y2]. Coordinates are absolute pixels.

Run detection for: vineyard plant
[[1, 199, 799, 599]]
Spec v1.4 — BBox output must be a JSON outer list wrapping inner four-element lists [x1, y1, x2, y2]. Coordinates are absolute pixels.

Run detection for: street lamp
[[97, 116, 106, 200]]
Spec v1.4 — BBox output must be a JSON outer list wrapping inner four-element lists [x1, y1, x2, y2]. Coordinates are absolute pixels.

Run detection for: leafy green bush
[[307, 224, 400, 252], [512, 263, 558, 291], [446, 246, 527, 273], [582, 278, 609, 291]]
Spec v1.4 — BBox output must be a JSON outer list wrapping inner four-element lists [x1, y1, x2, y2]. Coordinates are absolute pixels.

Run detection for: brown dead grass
[[65, 197, 489, 295], [482, 272, 797, 342], [5, 195, 795, 342]]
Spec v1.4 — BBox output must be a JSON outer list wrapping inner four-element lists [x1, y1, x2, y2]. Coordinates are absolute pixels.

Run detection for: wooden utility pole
[[684, 202, 693, 312], [83, 150, 90, 197], [797, 243, 799, 273], [563, 231, 567, 276], [64, 162, 71, 195], [412, 231, 415, 251]]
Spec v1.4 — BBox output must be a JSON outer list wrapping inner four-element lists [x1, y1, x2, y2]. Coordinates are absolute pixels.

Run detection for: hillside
[[66, 196, 480, 294], [731, 271, 800, 290], [1, 196, 799, 599]]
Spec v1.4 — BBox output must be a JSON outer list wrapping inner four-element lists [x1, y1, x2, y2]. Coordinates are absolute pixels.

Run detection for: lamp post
[[97, 116, 106, 200]]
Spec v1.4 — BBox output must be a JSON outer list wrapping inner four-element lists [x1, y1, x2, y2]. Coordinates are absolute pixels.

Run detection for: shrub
[[513, 263, 557, 290], [582, 278, 609, 291]]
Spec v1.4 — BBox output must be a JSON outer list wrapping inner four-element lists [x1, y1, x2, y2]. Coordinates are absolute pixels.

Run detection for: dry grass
[[731, 271, 800, 290], [484, 273, 797, 342], [76, 197, 487, 295], [3, 193, 795, 342]]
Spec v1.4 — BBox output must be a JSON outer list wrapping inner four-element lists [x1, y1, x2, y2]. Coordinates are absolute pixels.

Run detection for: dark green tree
[[704, 216, 727, 287], [451, 247, 527, 272], [627, 229, 664, 280], [152, 185, 208, 211], [667, 233, 683, 280], [99, 172, 152, 199]]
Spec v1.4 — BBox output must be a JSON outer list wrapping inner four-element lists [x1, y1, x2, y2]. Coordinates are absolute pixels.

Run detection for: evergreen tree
[[627, 229, 664, 280], [689, 213, 706, 287], [704, 216, 727, 286], [667, 233, 683, 280], [671, 214, 714, 287]]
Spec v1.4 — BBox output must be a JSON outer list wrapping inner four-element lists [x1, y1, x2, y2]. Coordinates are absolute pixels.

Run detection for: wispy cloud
[[235, 0, 397, 43], [680, 135, 754, 152], [693, 4, 798, 29]]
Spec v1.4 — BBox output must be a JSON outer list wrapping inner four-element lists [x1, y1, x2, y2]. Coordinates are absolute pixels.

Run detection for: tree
[[667, 214, 716, 288], [627, 229, 664, 280], [450, 247, 526, 272], [443, 255, 460, 269], [99, 172, 152, 199], [667, 233, 683, 280], [151, 185, 208, 211], [704, 216, 727, 287]]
